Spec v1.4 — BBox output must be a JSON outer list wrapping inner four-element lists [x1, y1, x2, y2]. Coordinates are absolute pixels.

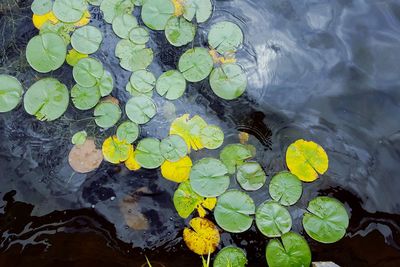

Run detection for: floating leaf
[[40, 21, 74, 44], [129, 27, 150, 45], [32, 11, 59, 29], [256, 201, 292, 237], [88, 0, 103, 6], [178, 47, 213, 82], [183, 0, 212, 23], [0, 75, 23, 113], [72, 130, 87, 145], [100, 0, 134, 23], [31, 0, 53, 15], [125, 96, 157, 124], [116, 121, 140, 144], [74, 10, 91, 27], [129, 70, 156, 93], [213, 247, 247, 267], [73, 57, 104, 87], [165, 16, 196, 47], [170, 114, 207, 151], [141, 0, 174, 30], [98, 71, 114, 96], [236, 162, 266, 191], [269, 171, 302, 206], [286, 139, 329, 182], [208, 21, 243, 54], [303, 196, 349, 244], [71, 84, 101, 110], [26, 33, 66, 73], [210, 63, 247, 100], [120, 48, 154, 72], [156, 70, 186, 100], [135, 138, 165, 169], [94, 101, 121, 128], [126, 82, 153, 98], [115, 39, 145, 59], [112, 14, 138, 39], [160, 135, 188, 162], [71, 25, 103, 54], [102, 136, 131, 164], [190, 157, 230, 197], [266, 232, 312, 267], [124, 145, 141, 171], [69, 139, 103, 173], [214, 190, 255, 233], [66, 49, 88, 66], [198, 197, 216, 218], [219, 144, 253, 174], [183, 217, 220, 255], [199, 125, 224, 149], [161, 155, 192, 182], [24, 78, 69, 121], [53, 0, 88, 23]]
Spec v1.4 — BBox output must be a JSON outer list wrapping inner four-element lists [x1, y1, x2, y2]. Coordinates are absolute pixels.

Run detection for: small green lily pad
[[156, 70, 186, 100], [236, 162, 266, 191], [135, 137, 165, 169], [178, 47, 213, 82], [116, 121, 140, 144], [112, 14, 138, 39], [256, 201, 292, 237], [208, 21, 243, 54], [141, 0, 174, 30], [210, 63, 247, 100], [213, 247, 247, 267], [71, 84, 101, 110], [129, 27, 150, 45], [220, 144, 253, 174], [94, 101, 121, 128], [160, 135, 188, 162], [53, 0, 88, 23], [0, 75, 23, 113], [165, 16, 196, 47], [173, 180, 203, 219], [183, 0, 212, 23], [269, 171, 302, 206], [129, 70, 156, 93], [31, 0, 53, 15], [100, 0, 134, 23], [73, 57, 104, 87], [199, 125, 224, 149], [72, 130, 87, 145], [71, 25, 103, 54]]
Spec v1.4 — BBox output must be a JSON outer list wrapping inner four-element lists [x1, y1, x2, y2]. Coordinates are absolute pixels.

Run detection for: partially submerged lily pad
[[0, 75, 23, 113], [165, 16, 196, 47], [102, 136, 131, 164], [31, 0, 53, 15], [141, 0, 174, 30], [208, 21, 243, 54], [135, 138, 165, 169], [161, 155, 192, 183], [269, 171, 302, 206], [199, 125, 224, 149], [94, 101, 121, 128], [183, 217, 220, 255], [69, 139, 103, 173], [178, 47, 213, 82], [210, 63, 247, 100], [213, 247, 247, 267], [156, 70, 186, 100], [256, 201, 292, 237], [71, 25, 103, 54], [183, 0, 212, 23], [160, 135, 188, 162], [116, 121, 140, 144], [71, 130, 87, 145], [73, 57, 104, 87], [125, 96, 157, 124], [236, 162, 266, 191], [53, 0, 88, 23], [71, 84, 101, 110], [220, 143, 253, 174]]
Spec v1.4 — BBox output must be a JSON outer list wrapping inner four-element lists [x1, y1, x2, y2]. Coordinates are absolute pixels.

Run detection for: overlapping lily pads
[[256, 201, 292, 237], [129, 70, 156, 93], [115, 40, 154, 71], [220, 143, 253, 174], [210, 63, 247, 100], [178, 48, 213, 82], [199, 125, 224, 149], [0, 75, 23, 113], [129, 27, 150, 44], [269, 171, 302, 206], [141, 0, 174, 30], [135, 137, 165, 169], [183, 0, 212, 23], [112, 14, 138, 39], [102, 135, 131, 164], [214, 247, 247, 267], [160, 135, 188, 162], [161, 156, 192, 183], [31, 0, 53, 15], [125, 96, 157, 124]]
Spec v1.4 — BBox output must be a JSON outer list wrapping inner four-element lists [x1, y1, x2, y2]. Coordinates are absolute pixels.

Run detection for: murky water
[[1, 0, 400, 266]]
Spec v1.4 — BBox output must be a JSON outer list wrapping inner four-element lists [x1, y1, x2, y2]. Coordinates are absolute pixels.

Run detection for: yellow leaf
[[197, 205, 207, 218], [196, 198, 216, 218], [170, 114, 207, 152], [161, 155, 192, 182], [172, 0, 184, 16], [74, 10, 91, 27], [238, 131, 249, 144], [208, 49, 237, 64], [285, 139, 329, 182], [183, 217, 220, 255], [32, 11, 59, 30], [102, 136, 131, 164], [125, 145, 141, 171], [66, 49, 88, 66]]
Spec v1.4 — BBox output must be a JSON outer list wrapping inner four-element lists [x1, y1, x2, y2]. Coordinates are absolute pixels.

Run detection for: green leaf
[[213, 247, 247, 267], [236, 162, 266, 191], [178, 47, 213, 82], [199, 125, 224, 149], [219, 144, 253, 174], [173, 180, 203, 218], [40, 21, 73, 45], [31, 0, 53, 15], [98, 70, 114, 96], [190, 157, 230, 197], [125, 96, 157, 124], [266, 232, 312, 267], [94, 102, 121, 128], [26, 33, 66, 73], [129, 70, 156, 93], [214, 190, 255, 233], [165, 16, 196, 47], [71, 25, 103, 54], [183, 0, 212, 23], [24, 78, 69, 121], [116, 121, 140, 144], [156, 70, 186, 100], [71, 84, 101, 110], [115, 39, 145, 59], [100, 0, 134, 23], [72, 130, 87, 145], [119, 47, 154, 72], [255, 201, 292, 237], [73, 57, 104, 87], [88, 0, 103, 6], [302, 196, 349, 243], [141, 0, 174, 30], [160, 134, 188, 162], [112, 14, 138, 39], [210, 63, 247, 100], [269, 171, 302, 206], [126, 82, 154, 98], [135, 137, 165, 169], [53, 0, 88, 23], [0, 75, 23, 113], [208, 21, 243, 54], [129, 27, 150, 45]]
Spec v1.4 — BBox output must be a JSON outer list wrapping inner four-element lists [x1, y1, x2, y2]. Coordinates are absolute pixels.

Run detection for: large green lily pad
[[165, 16, 196, 47], [116, 121, 140, 144], [156, 70, 186, 100], [94, 101, 121, 128], [71, 84, 101, 110], [256, 201, 292, 237], [236, 162, 266, 191], [73, 57, 104, 87], [0, 75, 23, 113], [129, 27, 150, 45], [141, 0, 174, 30], [135, 137, 165, 169], [53, 0, 88, 23], [125, 96, 157, 124], [269, 171, 302, 206], [208, 21, 243, 54], [210, 63, 247, 100], [100, 0, 134, 23], [178, 47, 213, 82], [31, 0, 53, 15], [129, 70, 156, 93], [71, 25, 103, 54], [183, 0, 212, 23], [199, 125, 224, 149]]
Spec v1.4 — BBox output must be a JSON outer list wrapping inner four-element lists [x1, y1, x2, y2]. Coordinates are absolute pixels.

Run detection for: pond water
[[1, 0, 400, 266]]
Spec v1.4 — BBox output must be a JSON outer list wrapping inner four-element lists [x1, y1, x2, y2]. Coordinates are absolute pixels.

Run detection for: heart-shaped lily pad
[[269, 171, 302, 206], [116, 121, 140, 144], [156, 70, 186, 100], [129, 27, 150, 45], [73, 57, 104, 87], [256, 201, 292, 237], [53, 0, 88, 23], [71, 25, 103, 54], [31, 0, 53, 15], [236, 162, 266, 191], [100, 0, 134, 23], [71, 84, 101, 110], [183, 0, 212, 23], [165, 16, 196, 47], [220, 143, 253, 174], [129, 70, 156, 93], [112, 14, 138, 39], [178, 47, 213, 82], [214, 190, 255, 233], [173, 180, 204, 218], [214, 247, 247, 267], [94, 101, 121, 128], [102, 135, 131, 164], [160, 134, 188, 162], [0, 75, 23, 113], [303, 196, 349, 244], [210, 63, 247, 100], [135, 137, 165, 169], [199, 125, 224, 149], [141, 0, 174, 30], [208, 21, 243, 54], [125, 96, 157, 124]]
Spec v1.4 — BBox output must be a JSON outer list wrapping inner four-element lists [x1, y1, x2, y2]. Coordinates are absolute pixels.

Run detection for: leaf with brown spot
[[183, 217, 220, 255]]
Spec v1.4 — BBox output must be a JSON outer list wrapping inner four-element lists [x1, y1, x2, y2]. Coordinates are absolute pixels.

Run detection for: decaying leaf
[[169, 114, 207, 151], [68, 139, 103, 173], [161, 155, 192, 183], [183, 217, 220, 255], [119, 195, 149, 230], [125, 145, 141, 171], [32, 11, 59, 29]]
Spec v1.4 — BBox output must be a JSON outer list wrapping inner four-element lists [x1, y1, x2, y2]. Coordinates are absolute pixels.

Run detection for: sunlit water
[[1, 0, 400, 266]]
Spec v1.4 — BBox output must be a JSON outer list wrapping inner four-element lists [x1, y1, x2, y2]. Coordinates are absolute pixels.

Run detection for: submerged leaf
[[102, 136, 130, 164], [69, 139, 103, 173], [161, 155, 192, 182], [183, 217, 220, 255], [0, 75, 23, 113]]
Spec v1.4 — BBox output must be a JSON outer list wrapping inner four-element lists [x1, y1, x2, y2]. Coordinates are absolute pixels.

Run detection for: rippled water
[[1, 0, 400, 266]]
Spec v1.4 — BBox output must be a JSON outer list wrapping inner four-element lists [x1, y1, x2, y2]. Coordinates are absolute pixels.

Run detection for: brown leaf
[[68, 139, 103, 173]]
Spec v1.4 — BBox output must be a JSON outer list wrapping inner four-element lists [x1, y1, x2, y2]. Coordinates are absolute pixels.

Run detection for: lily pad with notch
[[129, 70, 156, 93], [160, 134, 188, 162], [100, 0, 135, 23], [126, 82, 154, 98], [31, 0, 53, 15], [256, 201, 292, 237], [73, 57, 104, 87], [208, 21, 243, 54], [236, 161, 266, 191], [94, 101, 121, 128], [71, 130, 87, 145], [213, 246, 247, 267], [156, 70, 186, 100], [269, 171, 302, 206], [112, 14, 138, 39], [178, 47, 213, 82], [119, 48, 154, 72], [220, 143, 254, 174], [210, 63, 247, 100], [169, 114, 208, 151], [71, 84, 101, 110], [0, 75, 23, 113], [129, 27, 150, 45], [135, 137, 165, 169], [141, 0, 174, 30], [53, 0, 88, 23], [183, 0, 212, 23], [71, 25, 103, 54], [116, 121, 140, 144], [125, 96, 157, 124], [102, 136, 131, 164], [199, 125, 224, 149], [165, 16, 196, 47]]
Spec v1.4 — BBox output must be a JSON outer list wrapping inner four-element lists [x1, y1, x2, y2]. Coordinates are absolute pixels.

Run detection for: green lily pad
[[129, 27, 150, 45], [40, 21, 73, 45], [98, 71, 114, 96], [160, 135, 188, 162], [165, 16, 196, 47], [135, 137, 165, 169], [303, 196, 349, 244], [269, 171, 302, 206], [73, 57, 104, 87], [183, 0, 212, 23], [199, 125, 224, 149], [190, 157, 230, 197], [178, 47, 213, 82], [141, 0, 174, 30], [100, 0, 134, 23], [88, 0, 103, 6], [125, 96, 157, 125], [53, 0, 88, 23], [119, 47, 154, 72], [71, 84, 101, 110], [112, 14, 138, 39], [116, 121, 140, 144], [129, 70, 156, 93], [210, 63, 247, 100], [0, 75, 23, 113], [236, 162, 266, 191], [71, 25, 103, 54], [173, 180, 204, 218], [134, 0, 144, 6], [31, 0, 53, 15], [208, 21, 243, 54], [26, 33, 66, 73], [266, 232, 312, 267], [72, 130, 87, 145], [24, 78, 69, 121], [220, 144, 253, 174], [126, 82, 154, 98], [213, 247, 247, 267], [214, 190, 255, 233], [156, 70, 186, 100], [256, 201, 292, 237], [94, 102, 121, 128]]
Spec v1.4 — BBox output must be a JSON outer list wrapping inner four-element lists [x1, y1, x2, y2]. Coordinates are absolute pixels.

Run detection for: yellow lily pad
[[66, 49, 88, 66], [74, 10, 91, 27], [161, 155, 192, 183], [169, 114, 207, 152], [125, 145, 141, 171], [197, 197, 216, 218], [183, 217, 220, 255], [102, 136, 130, 164], [32, 11, 59, 29]]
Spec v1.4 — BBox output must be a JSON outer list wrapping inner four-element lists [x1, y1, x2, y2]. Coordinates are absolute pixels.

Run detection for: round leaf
[[199, 125, 224, 149], [236, 162, 266, 191], [71, 84, 101, 110], [102, 136, 130, 164], [210, 63, 247, 100], [125, 96, 157, 124], [73, 57, 104, 87], [161, 155, 192, 182], [135, 137, 165, 169], [160, 134, 188, 162], [100, 0, 134, 23], [116, 121, 140, 144], [183, 0, 212, 23], [178, 47, 213, 82], [53, 0, 87, 23], [115, 39, 145, 59], [214, 190, 255, 233], [165, 16, 196, 47], [129, 27, 149, 45], [208, 21, 243, 54], [119, 48, 154, 72], [269, 171, 302, 206], [173, 180, 203, 218], [126, 82, 153, 98], [220, 143, 253, 174], [214, 247, 247, 267], [94, 102, 121, 128], [98, 71, 114, 96], [129, 70, 155, 93], [69, 139, 103, 173], [141, 0, 174, 30], [0, 75, 23, 113], [256, 201, 292, 237], [156, 70, 186, 100], [112, 14, 138, 39], [190, 157, 230, 197], [31, 0, 53, 15], [71, 25, 103, 54], [72, 130, 87, 145], [303, 196, 349, 243], [169, 114, 207, 151], [183, 217, 220, 255]]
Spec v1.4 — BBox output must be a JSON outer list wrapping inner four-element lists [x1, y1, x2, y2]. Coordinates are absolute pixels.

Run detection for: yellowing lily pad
[[102, 136, 131, 164], [161, 155, 192, 183], [32, 11, 59, 29], [124, 145, 141, 171], [66, 49, 88, 66], [169, 114, 207, 151], [183, 217, 220, 255]]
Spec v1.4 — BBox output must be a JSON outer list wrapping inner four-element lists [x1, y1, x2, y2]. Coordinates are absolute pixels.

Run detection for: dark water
[[1, 0, 400, 266]]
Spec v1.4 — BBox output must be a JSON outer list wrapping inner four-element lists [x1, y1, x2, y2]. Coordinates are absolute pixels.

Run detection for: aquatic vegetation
[[183, 217, 220, 255], [71, 25, 103, 54], [156, 70, 186, 100], [0, 74, 23, 113], [256, 201, 292, 237], [178, 47, 214, 82], [102, 136, 131, 164], [219, 144, 254, 174], [71, 130, 87, 145], [269, 171, 303, 206], [161, 156, 192, 182], [94, 101, 121, 128], [66, 49, 88, 66], [116, 121, 140, 144], [213, 247, 247, 267], [236, 162, 266, 191], [125, 96, 157, 124], [68, 139, 103, 173], [160, 135, 188, 162]]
